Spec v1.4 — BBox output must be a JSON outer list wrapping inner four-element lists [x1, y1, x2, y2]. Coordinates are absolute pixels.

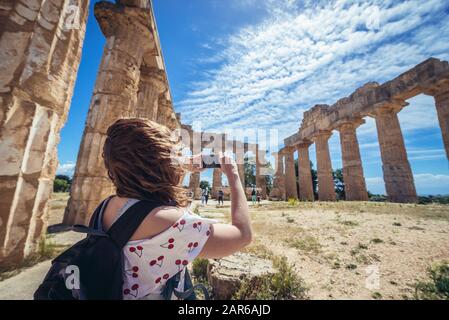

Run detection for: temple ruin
[[1, 0, 448, 267], [276, 58, 449, 203]]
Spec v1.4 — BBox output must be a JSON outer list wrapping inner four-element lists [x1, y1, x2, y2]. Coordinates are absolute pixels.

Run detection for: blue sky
[[58, 0, 449, 195]]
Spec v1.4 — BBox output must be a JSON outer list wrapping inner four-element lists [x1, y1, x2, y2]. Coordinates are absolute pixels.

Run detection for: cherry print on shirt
[[150, 255, 165, 268], [129, 245, 143, 258], [160, 238, 175, 249], [172, 219, 186, 232], [125, 266, 139, 278], [193, 221, 202, 232], [187, 242, 199, 253], [123, 284, 139, 298], [175, 259, 189, 272]]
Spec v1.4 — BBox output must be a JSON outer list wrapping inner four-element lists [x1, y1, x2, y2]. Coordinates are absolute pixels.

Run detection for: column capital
[[95, 2, 155, 51], [295, 140, 313, 149], [335, 118, 365, 132], [369, 99, 409, 118], [311, 130, 332, 142], [283, 145, 296, 153]]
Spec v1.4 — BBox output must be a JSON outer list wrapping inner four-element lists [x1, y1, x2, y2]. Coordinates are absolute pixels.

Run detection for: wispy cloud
[[177, 0, 449, 141]]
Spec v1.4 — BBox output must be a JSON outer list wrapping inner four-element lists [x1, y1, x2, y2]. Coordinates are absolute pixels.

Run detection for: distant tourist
[[202, 188, 210, 205], [256, 190, 261, 204], [251, 188, 257, 205], [217, 189, 224, 206]]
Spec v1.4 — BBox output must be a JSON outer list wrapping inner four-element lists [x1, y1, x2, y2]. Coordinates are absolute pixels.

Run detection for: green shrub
[[234, 256, 308, 300], [287, 198, 299, 206], [192, 258, 209, 283], [414, 261, 449, 300]]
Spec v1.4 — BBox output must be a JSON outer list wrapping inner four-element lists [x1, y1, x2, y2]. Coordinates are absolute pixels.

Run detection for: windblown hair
[[103, 118, 188, 207]]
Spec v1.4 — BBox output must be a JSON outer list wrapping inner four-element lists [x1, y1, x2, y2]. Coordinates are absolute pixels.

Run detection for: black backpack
[[34, 197, 209, 300]]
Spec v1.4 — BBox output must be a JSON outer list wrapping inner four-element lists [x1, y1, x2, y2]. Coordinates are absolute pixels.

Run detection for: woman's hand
[[218, 152, 239, 177]]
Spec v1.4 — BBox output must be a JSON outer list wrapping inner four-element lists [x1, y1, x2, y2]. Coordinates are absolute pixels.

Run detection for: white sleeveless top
[[100, 199, 216, 300]]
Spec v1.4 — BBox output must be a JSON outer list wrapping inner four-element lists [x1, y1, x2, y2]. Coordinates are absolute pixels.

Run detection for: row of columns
[[280, 98, 447, 203]]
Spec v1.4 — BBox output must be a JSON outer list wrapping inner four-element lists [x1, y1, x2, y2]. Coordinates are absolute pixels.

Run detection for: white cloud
[[56, 162, 76, 177], [177, 0, 449, 143]]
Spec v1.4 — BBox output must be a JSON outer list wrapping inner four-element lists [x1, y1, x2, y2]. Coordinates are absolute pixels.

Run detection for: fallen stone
[[207, 252, 274, 300]]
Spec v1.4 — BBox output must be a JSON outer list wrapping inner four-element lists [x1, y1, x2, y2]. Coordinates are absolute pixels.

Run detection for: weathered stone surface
[[282, 147, 297, 200], [212, 168, 222, 197], [312, 131, 336, 201], [0, 0, 89, 264], [269, 152, 285, 201], [255, 145, 267, 199], [434, 89, 449, 160], [207, 253, 274, 300], [373, 105, 417, 203], [296, 142, 314, 201], [337, 120, 368, 201]]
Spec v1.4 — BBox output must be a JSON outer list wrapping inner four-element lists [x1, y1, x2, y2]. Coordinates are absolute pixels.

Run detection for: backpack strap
[[106, 200, 165, 248], [89, 196, 114, 229]]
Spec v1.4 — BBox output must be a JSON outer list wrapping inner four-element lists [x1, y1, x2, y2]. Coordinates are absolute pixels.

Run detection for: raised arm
[[198, 153, 252, 259]]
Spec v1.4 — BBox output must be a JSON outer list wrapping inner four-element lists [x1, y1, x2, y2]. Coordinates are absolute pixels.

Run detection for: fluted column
[[373, 105, 417, 203], [296, 142, 314, 201], [0, 0, 89, 263], [313, 131, 336, 201], [212, 168, 222, 198], [135, 66, 166, 120], [337, 121, 368, 201], [284, 147, 298, 200], [65, 2, 156, 225], [434, 88, 449, 161], [269, 152, 286, 200], [188, 172, 201, 199], [255, 145, 267, 199]]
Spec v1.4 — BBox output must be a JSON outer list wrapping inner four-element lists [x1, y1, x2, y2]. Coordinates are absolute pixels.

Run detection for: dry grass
[[197, 200, 449, 300]]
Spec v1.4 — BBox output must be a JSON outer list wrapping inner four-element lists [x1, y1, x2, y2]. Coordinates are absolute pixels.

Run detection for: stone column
[[296, 142, 314, 201], [0, 0, 89, 263], [135, 66, 166, 120], [313, 131, 336, 201], [433, 89, 449, 161], [157, 95, 176, 128], [283, 147, 298, 200], [212, 168, 222, 199], [188, 172, 201, 199], [64, 2, 156, 225], [337, 121, 368, 201], [269, 152, 286, 200], [373, 105, 417, 203], [255, 145, 267, 199]]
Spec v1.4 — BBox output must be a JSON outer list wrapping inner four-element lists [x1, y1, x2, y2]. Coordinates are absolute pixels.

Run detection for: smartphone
[[201, 154, 221, 169]]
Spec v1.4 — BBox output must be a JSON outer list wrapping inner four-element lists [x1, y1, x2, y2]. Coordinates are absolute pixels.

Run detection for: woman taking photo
[[101, 118, 252, 300]]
